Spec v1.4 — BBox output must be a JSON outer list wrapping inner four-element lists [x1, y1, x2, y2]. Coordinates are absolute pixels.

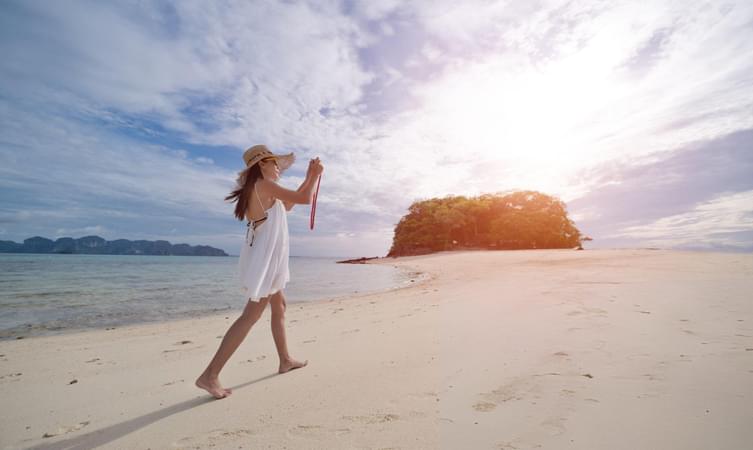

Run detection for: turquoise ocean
[[0, 254, 421, 340]]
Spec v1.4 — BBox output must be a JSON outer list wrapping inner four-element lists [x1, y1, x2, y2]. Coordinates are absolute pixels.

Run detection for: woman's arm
[[283, 175, 317, 211]]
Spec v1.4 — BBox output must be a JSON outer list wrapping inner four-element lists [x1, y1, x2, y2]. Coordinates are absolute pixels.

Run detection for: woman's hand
[[307, 157, 324, 178]]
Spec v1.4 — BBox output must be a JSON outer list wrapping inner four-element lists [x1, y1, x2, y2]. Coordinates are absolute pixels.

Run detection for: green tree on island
[[387, 190, 583, 256]]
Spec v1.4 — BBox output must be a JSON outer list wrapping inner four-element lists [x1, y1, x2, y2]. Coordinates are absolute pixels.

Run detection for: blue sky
[[1, 0, 752, 257]]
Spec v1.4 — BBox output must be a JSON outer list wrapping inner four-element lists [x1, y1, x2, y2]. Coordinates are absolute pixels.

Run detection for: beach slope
[[1, 249, 752, 449]]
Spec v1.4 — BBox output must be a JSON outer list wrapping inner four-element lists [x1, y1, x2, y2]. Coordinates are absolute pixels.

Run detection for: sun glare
[[411, 36, 635, 196]]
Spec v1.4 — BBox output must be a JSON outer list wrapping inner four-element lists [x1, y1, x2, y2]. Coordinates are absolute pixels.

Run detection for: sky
[[1, 0, 752, 257]]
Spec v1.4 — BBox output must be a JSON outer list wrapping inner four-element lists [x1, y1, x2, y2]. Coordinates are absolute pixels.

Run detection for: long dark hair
[[225, 160, 268, 221]]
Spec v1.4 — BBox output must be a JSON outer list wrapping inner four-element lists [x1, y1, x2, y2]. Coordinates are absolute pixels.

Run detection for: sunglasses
[[246, 215, 268, 247]]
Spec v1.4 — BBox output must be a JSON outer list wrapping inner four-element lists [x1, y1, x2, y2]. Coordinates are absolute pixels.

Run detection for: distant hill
[[0, 235, 228, 256]]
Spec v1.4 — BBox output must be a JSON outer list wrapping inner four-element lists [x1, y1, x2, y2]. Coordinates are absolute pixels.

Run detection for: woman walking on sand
[[196, 144, 323, 399]]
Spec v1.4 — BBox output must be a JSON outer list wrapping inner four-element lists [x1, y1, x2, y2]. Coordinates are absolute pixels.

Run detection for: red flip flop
[[310, 174, 321, 230]]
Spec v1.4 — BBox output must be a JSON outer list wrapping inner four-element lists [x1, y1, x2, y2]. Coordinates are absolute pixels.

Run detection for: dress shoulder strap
[[254, 182, 265, 211]]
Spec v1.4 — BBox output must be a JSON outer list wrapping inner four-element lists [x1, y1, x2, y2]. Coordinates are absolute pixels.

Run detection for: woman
[[196, 144, 324, 399]]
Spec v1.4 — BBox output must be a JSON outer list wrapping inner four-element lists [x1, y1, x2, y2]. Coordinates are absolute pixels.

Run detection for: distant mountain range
[[0, 235, 228, 256]]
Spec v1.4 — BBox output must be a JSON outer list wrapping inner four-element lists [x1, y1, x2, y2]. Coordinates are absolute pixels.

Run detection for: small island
[[336, 190, 591, 262], [386, 190, 588, 257], [0, 235, 228, 256]]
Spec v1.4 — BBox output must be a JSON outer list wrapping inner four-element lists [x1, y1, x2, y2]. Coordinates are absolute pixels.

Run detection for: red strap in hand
[[310, 174, 321, 230]]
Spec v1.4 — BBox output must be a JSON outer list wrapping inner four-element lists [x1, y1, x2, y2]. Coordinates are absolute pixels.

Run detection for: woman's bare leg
[[270, 290, 308, 374], [196, 297, 269, 398]]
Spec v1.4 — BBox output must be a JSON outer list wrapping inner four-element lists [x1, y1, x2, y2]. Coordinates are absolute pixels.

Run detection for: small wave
[[13, 290, 84, 299]]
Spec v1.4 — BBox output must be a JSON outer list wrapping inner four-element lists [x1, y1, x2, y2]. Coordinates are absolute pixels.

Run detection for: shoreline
[[2, 248, 752, 449], [13, 246, 731, 343], [0, 256, 434, 343]]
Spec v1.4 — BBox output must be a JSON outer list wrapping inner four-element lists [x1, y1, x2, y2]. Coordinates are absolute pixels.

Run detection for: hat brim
[[267, 152, 295, 172]]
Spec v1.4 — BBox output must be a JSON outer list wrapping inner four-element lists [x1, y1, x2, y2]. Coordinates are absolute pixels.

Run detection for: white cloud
[[1, 0, 375, 148], [380, 22, 395, 36], [420, 43, 442, 62], [0, 100, 235, 224], [347, 1, 404, 22], [608, 190, 753, 249]]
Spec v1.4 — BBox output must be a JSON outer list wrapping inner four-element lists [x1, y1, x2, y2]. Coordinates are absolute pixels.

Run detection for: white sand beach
[[1, 249, 752, 449]]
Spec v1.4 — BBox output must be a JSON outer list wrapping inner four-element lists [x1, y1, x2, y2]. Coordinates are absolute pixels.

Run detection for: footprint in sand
[[42, 421, 90, 438], [541, 416, 567, 436], [290, 424, 322, 435], [642, 373, 664, 381], [303, 339, 317, 344], [408, 391, 438, 399], [472, 401, 497, 412], [342, 328, 360, 334], [342, 413, 400, 425], [163, 340, 200, 353], [175, 428, 255, 447], [287, 424, 351, 439], [0, 372, 22, 381], [240, 355, 267, 363], [474, 377, 535, 411]]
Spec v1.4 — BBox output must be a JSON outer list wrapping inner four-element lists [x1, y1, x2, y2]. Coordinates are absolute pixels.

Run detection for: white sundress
[[238, 186, 290, 303]]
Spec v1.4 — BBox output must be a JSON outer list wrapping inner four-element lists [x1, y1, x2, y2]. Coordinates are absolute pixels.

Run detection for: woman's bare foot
[[195, 373, 232, 399], [279, 358, 308, 374]]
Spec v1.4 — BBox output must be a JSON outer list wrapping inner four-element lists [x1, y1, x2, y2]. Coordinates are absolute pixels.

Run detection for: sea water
[[0, 253, 421, 340]]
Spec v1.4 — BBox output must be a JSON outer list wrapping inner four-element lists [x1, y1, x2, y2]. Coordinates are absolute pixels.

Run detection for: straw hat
[[243, 144, 295, 172]]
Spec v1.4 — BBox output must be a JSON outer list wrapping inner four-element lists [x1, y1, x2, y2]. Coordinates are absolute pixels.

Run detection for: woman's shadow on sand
[[27, 373, 278, 450]]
